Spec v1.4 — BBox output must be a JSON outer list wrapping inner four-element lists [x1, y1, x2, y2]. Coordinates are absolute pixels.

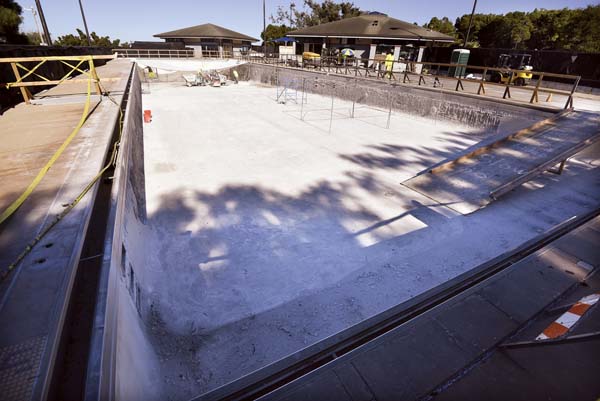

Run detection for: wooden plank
[[0, 55, 116, 63], [5, 77, 121, 87], [10, 62, 30, 104]]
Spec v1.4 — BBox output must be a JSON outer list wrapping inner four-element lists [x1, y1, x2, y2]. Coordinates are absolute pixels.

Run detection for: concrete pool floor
[[138, 81, 600, 399]]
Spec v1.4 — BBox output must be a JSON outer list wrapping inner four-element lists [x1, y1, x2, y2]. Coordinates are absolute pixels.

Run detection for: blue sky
[[17, 0, 595, 43]]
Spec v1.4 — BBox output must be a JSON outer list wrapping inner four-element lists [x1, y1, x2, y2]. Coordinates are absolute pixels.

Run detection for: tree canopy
[[0, 0, 27, 44], [429, 5, 600, 52], [54, 29, 124, 47], [272, 0, 362, 28], [423, 17, 456, 38], [261, 24, 292, 42]]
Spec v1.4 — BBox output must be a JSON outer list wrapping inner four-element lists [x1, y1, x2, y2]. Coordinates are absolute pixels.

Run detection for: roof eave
[[287, 34, 454, 42], [155, 34, 258, 42]]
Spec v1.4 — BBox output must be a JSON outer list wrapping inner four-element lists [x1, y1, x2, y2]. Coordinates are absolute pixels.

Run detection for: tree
[[527, 8, 569, 49], [261, 24, 292, 43], [54, 28, 122, 47], [423, 16, 456, 37], [454, 13, 498, 46], [273, 0, 362, 28], [25, 31, 42, 45], [0, 0, 27, 44], [563, 5, 600, 53]]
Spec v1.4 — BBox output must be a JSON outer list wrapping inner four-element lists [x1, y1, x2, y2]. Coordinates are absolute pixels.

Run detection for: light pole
[[464, 0, 477, 47], [78, 0, 92, 46], [263, 0, 267, 56], [24, 7, 46, 45], [34, 0, 52, 45]]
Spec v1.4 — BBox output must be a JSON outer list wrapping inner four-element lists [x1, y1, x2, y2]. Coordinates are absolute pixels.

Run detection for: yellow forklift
[[490, 53, 533, 86]]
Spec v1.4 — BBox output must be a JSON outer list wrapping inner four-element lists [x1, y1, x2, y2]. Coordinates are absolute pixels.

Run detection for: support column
[[393, 45, 401, 71], [218, 45, 224, 58], [303, 43, 309, 53], [368, 43, 377, 67], [415, 46, 425, 74]]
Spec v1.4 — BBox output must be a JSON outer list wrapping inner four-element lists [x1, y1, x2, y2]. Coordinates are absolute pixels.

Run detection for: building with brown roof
[[287, 12, 454, 65], [154, 23, 258, 57]]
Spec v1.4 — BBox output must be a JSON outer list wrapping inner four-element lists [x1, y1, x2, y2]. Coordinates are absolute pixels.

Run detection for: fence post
[[478, 68, 487, 95], [10, 62, 31, 104], [530, 73, 543, 103], [503, 72, 513, 99], [88, 57, 102, 95], [565, 76, 580, 109]]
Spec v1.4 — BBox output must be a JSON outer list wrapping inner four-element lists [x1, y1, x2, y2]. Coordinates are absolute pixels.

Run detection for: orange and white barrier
[[536, 293, 599, 340]]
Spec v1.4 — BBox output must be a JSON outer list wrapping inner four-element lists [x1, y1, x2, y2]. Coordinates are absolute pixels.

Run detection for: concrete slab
[[134, 80, 599, 397], [433, 294, 518, 354]]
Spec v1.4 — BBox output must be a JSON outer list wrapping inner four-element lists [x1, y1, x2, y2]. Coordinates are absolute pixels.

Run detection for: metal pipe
[[329, 84, 335, 134], [263, 0, 267, 56], [78, 0, 92, 46], [464, 0, 478, 47], [300, 77, 305, 120], [34, 0, 52, 45], [386, 90, 393, 129], [351, 78, 357, 118]]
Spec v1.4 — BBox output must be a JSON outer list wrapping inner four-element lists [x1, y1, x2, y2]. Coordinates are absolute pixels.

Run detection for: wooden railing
[[1, 54, 116, 104], [113, 48, 194, 59], [239, 55, 582, 110]]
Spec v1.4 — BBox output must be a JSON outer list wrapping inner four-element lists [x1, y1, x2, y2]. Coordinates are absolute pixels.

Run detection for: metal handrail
[[112, 48, 194, 59]]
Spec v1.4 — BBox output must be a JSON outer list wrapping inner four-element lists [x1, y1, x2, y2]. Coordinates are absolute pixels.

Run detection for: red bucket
[[143, 109, 152, 123]]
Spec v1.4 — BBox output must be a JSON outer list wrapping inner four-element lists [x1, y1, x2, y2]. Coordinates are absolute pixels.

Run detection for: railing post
[[478, 68, 487, 95], [503, 72, 513, 99], [418, 65, 425, 86], [565, 76, 580, 109], [530, 73, 543, 103], [88, 57, 102, 95], [10, 62, 31, 104]]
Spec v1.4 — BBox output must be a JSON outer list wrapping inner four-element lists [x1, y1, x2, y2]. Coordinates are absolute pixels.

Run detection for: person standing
[[385, 51, 394, 79]]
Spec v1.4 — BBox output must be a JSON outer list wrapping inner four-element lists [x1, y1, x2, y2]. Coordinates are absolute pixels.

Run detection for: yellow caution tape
[[0, 73, 92, 225], [1, 79, 125, 282]]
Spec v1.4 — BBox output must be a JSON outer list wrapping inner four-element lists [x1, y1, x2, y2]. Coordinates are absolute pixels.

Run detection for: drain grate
[[0, 336, 47, 401]]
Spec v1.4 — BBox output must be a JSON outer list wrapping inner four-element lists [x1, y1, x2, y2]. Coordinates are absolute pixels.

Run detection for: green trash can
[[449, 49, 470, 78]]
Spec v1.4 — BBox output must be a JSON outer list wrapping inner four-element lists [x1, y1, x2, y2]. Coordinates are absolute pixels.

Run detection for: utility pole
[[34, 0, 52, 45], [24, 7, 46, 45], [464, 0, 477, 47], [263, 0, 267, 55], [78, 0, 92, 46]]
